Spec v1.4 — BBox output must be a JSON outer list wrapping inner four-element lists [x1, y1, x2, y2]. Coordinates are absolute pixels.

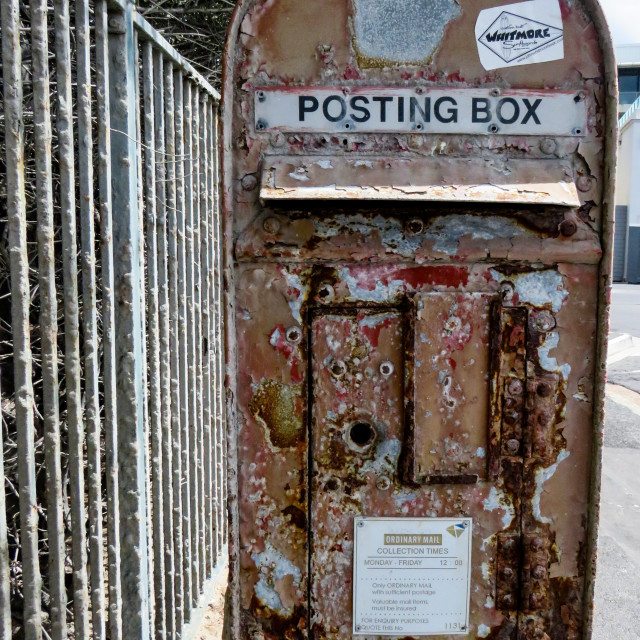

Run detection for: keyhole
[[349, 422, 376, 449]]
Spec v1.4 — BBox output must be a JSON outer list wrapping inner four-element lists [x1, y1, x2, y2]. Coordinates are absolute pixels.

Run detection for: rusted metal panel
[[260, 156, 581, 206], [410, 292, 494, 484]]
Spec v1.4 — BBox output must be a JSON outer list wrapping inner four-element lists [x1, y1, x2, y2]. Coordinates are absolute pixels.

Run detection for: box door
[[309, 299, 532, 639]]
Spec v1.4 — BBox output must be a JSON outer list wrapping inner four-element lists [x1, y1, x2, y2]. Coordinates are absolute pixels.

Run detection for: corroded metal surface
[[223, 0, 616, 638]]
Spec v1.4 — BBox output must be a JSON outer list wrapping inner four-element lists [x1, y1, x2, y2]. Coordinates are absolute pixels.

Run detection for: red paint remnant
[[447, 72, 464, 83], [381, 266, 470, 289], [401, 71, 412, 81], [269, 325, 304, 383], [343, 64, 361, 80], [359, 316, 393, 348], [449, 358, 457, 370], [559, 0, 571, 19]]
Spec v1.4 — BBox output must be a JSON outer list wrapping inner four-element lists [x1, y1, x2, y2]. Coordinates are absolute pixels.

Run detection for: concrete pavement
[[592, 284, 640, 640]]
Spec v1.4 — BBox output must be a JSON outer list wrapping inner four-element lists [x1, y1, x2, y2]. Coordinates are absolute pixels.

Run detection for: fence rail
[[0, 1, 227, 638]]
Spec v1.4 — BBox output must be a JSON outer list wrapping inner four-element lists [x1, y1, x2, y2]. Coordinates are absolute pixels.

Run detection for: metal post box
[[221, 1, 616, 638]]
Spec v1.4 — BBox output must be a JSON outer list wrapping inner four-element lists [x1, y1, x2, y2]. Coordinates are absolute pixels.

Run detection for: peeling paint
[[532, 450, 570, 524], [538, 331, 572, 380], [252, 544, 303, 616], [491, 269, 568, 312], [478, 623, 491, 637], [483, 486, 515, 529]]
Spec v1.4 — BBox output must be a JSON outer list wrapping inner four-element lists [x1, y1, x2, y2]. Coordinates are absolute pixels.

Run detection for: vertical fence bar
[[30, 1, 67, 638], [212, 106, 227, 553], [165, 62, 186, 634], [96, 3, 123, 639], [154, 51, 177, 640], [143, 41, 167, 640], [108, 4, 151, 637], [183, 79, 198, 607], [200, 96, 214, 574], [134, 29, 155, 635], [175, 71, 193, 617], [53, 1, 92, 636], [76, 0, 107, 636], [1, 2, 42, 638], [193, 88, 206, 593], [0, 372, 10, 640], [206, 100, 219, 564]]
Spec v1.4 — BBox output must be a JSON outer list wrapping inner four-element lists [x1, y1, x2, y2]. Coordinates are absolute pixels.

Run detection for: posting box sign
[[254, 87, 586, 136], [353, 517, 473, 637]]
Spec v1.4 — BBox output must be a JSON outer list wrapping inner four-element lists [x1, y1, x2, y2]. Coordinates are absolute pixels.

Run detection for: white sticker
[[475, 0, 564, 71]]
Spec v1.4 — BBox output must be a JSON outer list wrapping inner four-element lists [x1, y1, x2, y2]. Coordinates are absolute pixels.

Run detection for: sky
[[600, 0, 640, 44]]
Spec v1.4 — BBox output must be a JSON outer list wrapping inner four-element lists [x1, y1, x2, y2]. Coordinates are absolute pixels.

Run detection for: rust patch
[[282, 505, 307, 531], [245, 598, 307, 640], [250, 379, 303, 448]]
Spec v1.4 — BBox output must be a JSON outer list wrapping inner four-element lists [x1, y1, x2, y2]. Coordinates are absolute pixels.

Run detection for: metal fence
[[0, 0, 227, 638]]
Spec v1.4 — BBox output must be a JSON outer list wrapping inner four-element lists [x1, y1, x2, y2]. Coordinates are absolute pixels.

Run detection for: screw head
[[530, 536, 544, 551], [256, 119, 267, 131], [270, 132, 286, 147], [285, 326, 302, 344], [376, 475, 392, 491], [536, 381, 553, 397], [317, 282, 335, 302], [501, 594, 514, 607], [489, 123, 500, 134], [379, 361, 394, 377], [502, 566, 514, 579], [330, 360, 347, 378], [405, 218, 424, 235]]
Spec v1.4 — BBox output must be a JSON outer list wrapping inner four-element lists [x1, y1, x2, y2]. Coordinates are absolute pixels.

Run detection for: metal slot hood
[[259, 155, 581, 207]]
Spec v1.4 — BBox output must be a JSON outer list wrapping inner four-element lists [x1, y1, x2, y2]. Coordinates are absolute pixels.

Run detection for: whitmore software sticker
[[475, 0, 564, 71]]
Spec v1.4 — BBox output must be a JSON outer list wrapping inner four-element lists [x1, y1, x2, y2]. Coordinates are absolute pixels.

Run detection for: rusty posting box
[[221, 0, 617, 638]]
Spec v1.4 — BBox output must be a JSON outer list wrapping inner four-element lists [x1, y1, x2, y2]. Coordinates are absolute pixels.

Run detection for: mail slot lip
[[254, 86, 588, 137], [260, 155, 581, 207]]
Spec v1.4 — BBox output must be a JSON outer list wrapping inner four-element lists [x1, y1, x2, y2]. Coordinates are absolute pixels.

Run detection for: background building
[[615, 44, 640, 282]]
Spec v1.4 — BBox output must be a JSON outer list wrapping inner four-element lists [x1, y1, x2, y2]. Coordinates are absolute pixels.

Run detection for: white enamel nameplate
[[254, 87, 586, 136]]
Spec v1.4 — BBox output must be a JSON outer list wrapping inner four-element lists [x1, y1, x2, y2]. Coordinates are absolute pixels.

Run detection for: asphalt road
[[592, 284, 640, 640]]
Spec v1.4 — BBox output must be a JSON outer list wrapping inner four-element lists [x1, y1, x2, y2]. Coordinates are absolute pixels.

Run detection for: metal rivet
[[560, 218, 578, 237], [501, 594, 514, 607], [506, 439, 520, 455], [405, 218, 424, 235], [415, 87, 425, 95], [241, 174, 258, 191], [256, 90, 266, 102], [376, 476, 392, 491], [575, 91, 586, 102], [532, 565, 547, 579], [263, 216, 281, 234], [499, 282, 514, 301], [502, 567, 514, 579], [317, 282, 335, 302], [357, 521, 365, 528], [508, 379, 523, 396], [530, 537, 544, 551], [573, 127, 584, 136], [256, 119, 267, 131], [330, 360, 347, 378], [540, 138, 557, 155], [285, 326, 302, 345], [490, 88, 501, 97], [489, 123, 500, 133], [379, 361, 394, 377], [536, 382, 553, 397], [535, 311, 556, 332], [326, 477, 341, 491]]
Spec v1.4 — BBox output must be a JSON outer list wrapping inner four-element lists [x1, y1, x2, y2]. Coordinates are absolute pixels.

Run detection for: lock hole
[[349, 421, 376, 449]]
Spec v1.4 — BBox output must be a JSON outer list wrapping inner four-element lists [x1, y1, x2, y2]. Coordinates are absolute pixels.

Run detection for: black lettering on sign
[[434, 97, 458, 123], [373, 96, 394, 122], [398, 97, 405, 123], [350, 96, 371, 123], [497, 97, 520, 124], [410, 97, 431, 123], [323, 95, 347, 122], [472, 98, 492, 123], [299, 96, 319, 121], [521, 98, 542, 125]]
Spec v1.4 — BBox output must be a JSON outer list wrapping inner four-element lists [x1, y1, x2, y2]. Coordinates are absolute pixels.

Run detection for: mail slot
[[221, 0, 616, 638]]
